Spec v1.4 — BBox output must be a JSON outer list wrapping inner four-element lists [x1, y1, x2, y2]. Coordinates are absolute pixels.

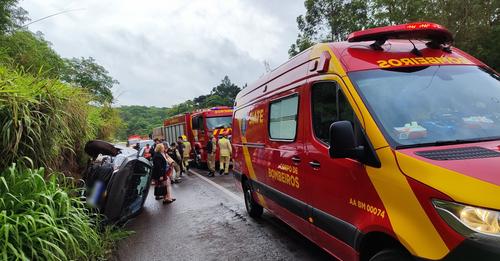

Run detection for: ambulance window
[[311, 82, 338, 143], [269, 95, 299, 140], [338, 90, 354, 122]]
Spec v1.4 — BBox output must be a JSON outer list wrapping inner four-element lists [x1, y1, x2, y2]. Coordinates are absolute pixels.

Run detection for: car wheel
[[369, 248, 413, 261], [243, 179, 263, 218]]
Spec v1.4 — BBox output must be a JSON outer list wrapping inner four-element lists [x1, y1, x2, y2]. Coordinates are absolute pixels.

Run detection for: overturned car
[[83, 140, 152, 224]]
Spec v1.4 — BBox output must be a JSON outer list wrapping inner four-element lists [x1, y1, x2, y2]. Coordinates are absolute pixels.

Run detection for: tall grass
[[0, 66, 95, 171], [0, 164, 130, 260]]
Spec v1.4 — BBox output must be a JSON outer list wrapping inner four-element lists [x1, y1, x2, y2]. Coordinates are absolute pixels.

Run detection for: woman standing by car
[[152, 144, 175, 204]]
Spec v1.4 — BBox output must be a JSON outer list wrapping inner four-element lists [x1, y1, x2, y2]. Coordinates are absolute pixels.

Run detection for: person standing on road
[[143, 144, 152, 160], [151, 138, 160, 158], [152, 144, 175, 204], [218, 133, 232, 175], [182, 136, 191, 173], [167, 143, 182, 183], [206, 133, 216, 177], [177, 136, 185, 175]]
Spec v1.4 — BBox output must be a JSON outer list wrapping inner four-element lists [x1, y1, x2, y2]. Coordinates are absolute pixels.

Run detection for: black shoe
[[224, 172, 229, 175], [219, 169, 224, 175], [208, 172, 214, 177]]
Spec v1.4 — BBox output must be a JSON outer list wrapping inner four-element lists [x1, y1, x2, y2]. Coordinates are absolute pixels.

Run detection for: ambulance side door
[[303, 79, 369, 258], [264, 87, 312, 236]]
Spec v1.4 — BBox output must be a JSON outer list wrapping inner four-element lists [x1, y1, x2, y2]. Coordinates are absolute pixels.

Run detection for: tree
[[0, 0, 28, 33], [210, 76, 241, 106], [290, 0, 499, 70], [0, 30, 65, 78], [289, 0, 370, 57], [62, 57, 119, 104]]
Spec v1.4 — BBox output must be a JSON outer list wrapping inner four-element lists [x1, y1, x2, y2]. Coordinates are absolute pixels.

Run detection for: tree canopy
[[289, 0, 499, 71], [0, 0, 28, 33], [62, 57, 119, 104]]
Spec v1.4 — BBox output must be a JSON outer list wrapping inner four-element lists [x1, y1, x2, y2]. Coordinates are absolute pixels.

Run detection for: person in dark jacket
[[152, 144, 175, 203], [167, 143, 182, 183], [150, 138, 160, 159], [176, 136, 185, 175], [206, 133, 216, 177]]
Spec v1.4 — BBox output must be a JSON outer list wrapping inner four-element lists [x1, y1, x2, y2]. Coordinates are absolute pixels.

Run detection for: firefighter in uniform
[[218, 133, 232, 175], [206, 133, 216, 177], [182, 136, 191, 172]]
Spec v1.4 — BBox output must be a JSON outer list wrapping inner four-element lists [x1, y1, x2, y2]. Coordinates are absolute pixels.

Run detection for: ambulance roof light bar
[[347, 22, 454, 52]]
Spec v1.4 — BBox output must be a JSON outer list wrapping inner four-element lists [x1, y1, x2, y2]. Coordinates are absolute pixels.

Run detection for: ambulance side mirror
[[329, 121, 360, 158], [329, 121, 381, 168]]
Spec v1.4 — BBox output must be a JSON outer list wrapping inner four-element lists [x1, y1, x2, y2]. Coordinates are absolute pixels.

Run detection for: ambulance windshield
[[206, 116, 232, 130], [350, 66, 500, 148]]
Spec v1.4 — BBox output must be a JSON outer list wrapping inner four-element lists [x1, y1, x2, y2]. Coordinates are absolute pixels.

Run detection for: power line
[[22, 8, 85, 27]]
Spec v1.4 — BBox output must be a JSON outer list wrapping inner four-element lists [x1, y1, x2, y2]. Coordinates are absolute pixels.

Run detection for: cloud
[[21, 0, 304, 107]]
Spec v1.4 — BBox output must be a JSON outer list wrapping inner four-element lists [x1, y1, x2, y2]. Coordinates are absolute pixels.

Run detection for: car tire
[[243, 179, 263, 218], [369, 248, 413, 261]]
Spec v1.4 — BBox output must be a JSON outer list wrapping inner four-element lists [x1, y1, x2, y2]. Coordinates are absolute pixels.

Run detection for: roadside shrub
[[0, 66, 94, 171], [0, 164, 127, 260]]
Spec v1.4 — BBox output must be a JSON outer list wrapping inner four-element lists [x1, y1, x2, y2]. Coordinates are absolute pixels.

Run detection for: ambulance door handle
[[291, 156, 301, 163], [309, 161, 321, 168]]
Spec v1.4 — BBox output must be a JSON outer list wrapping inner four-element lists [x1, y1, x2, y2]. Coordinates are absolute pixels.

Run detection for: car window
[[269, 95, 299, 140], [311, 82, 356, 144], [312, 82, 338, 143], [350, 66, 500, 147]]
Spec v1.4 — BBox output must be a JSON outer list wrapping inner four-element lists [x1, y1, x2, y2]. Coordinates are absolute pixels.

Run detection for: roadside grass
[[0, 164, 131, 260], [0, 66, 95, 172]]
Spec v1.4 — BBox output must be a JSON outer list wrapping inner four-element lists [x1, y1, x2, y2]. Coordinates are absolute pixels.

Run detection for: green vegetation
[[0, 67, 93, 172], [0, 2, 126, 260], [62, 57, 119, 104], [117, 106, 168, 140], [117, 75, 241, 139], [290, 0, 500, 71], [0, 0, 27, 33], [0, 164, 130, 260]]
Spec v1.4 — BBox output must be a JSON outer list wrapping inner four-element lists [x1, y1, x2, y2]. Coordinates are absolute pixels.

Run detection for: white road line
[[189, 169, 244, 204]]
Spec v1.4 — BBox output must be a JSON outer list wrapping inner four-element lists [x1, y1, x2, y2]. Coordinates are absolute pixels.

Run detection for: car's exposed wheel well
[[359, 232, 410, 261]]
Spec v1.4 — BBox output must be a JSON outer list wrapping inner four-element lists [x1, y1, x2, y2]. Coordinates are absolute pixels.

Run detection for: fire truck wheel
[[243, 179, 263, 218], [369, 248, 412, 261]]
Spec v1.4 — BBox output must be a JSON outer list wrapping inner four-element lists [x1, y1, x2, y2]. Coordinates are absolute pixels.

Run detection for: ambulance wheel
[[369, 248, 412, 261], [243, 180, 263, 218]]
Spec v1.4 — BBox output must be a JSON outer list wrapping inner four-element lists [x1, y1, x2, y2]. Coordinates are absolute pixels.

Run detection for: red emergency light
[[210, 106, 232, 110], [347, 22, 453, 47]]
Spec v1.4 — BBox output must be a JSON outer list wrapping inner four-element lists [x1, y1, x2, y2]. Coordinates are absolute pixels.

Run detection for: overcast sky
[[21, 0, 305, 107]]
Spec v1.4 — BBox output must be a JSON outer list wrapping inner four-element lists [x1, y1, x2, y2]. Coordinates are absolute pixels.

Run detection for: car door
[[303, 79, 380, 258]]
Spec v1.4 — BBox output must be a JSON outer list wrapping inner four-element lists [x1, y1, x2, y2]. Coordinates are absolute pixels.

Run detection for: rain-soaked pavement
[[114, 168, 336, 261]]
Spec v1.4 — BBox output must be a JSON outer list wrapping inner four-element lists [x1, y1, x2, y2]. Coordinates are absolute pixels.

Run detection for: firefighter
[[217, 133, 232, 175], [206, 133, 216, 177], [182, 136, 191, 172]]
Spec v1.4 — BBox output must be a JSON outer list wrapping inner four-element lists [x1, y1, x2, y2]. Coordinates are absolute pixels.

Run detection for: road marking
[[189, 169, 244, 204]]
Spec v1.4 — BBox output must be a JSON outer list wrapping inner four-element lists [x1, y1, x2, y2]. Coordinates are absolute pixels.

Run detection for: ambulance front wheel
[[243, 179, 263, 218], [369, 248, 412, 261]]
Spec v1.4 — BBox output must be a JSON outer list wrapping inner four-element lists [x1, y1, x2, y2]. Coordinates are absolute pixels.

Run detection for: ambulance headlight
[[433, 199, 500, 237]]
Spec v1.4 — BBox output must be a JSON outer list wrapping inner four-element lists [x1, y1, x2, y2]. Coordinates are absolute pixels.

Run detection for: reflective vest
[[218, 137, 232, 157], [183, 141, 191, 157]]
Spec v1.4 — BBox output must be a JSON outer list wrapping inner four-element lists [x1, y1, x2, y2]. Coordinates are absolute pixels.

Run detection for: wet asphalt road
[[114, 168, 336, 261]]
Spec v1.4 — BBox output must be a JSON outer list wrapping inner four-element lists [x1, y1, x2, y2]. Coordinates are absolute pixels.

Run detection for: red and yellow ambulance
[[161, 106, 233, 166], [232, 22, 500, 261]]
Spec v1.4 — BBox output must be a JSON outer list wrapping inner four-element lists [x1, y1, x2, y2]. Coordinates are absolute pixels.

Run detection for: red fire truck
[[156, 106, 233, 166]]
